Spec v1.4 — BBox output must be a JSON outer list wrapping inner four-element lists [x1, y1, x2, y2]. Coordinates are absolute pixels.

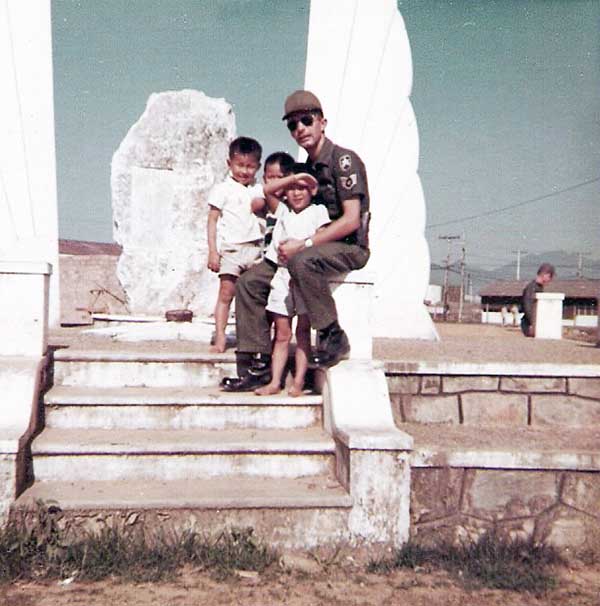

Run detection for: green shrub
[[368, 531, 562, 594], [0, 501, 276, 583]]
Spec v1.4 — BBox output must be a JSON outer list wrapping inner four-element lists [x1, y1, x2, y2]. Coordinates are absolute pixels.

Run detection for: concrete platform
[[50, 322, 600, 367], [16, 475, 352, 510], [407, 423, 600, 470]]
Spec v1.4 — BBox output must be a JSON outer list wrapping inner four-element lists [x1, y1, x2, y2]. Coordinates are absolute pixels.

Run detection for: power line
[[426, 175, 600, 229]]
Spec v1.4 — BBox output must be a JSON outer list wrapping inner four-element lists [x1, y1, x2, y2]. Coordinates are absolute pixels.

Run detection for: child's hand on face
[[294, 173, 318, 190], [207, 250, 221, 273]]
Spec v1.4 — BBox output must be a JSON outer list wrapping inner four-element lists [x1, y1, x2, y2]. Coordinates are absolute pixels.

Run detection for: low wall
[[388, 374, 600, 427], [411, 467, 600, 550], [60, 254, 127, 325], [386, 366, 600, 551]]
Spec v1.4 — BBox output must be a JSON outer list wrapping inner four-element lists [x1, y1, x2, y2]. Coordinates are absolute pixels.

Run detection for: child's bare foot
[[209, 337, 226, 353], [255, 383, 282, 396], [287, 384, 304, 397]]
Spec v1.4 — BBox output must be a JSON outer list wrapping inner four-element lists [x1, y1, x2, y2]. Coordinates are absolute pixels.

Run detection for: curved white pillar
[[0, 0, 59, 326], [305, 0, 437, 339]]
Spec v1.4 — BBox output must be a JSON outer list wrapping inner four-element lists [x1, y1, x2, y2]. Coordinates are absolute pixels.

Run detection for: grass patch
[[0, 502, 276, 583], [368, 531, 563, 594]]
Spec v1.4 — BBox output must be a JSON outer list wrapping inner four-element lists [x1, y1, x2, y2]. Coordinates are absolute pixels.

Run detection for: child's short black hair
[[229, 137, 262, 162], [290, 162, 316, 177], [264, 151, 295, 175]]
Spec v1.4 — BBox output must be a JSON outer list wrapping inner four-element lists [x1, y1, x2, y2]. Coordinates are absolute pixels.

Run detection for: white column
[[0, 0, 60, 326], [0, 262, 51, 356], [535, 293, 564, 339], [305, 0, 437, 340]]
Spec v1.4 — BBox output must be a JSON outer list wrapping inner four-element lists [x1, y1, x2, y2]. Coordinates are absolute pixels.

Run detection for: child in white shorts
[[255, 163, 329, 396]]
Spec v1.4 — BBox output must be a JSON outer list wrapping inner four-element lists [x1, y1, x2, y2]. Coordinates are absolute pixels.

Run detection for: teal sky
[[52, 0, 600, 276]]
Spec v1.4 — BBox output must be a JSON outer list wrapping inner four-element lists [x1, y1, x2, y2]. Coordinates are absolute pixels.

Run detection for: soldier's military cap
[[282, 90, 323, 120]]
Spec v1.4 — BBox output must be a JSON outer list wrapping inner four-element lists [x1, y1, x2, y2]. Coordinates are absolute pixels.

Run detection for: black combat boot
[[220, 352, 272, 392], [310, 321, 350, 368]]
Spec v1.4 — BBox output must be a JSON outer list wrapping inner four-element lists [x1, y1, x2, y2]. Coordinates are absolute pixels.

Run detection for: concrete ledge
[[318, 360, 411, 448], [404, 423, 600, 471], [0, 261, 52, 275], [45, 385, 323, 407], [328, 269, 375, 360], [32, 427, 336, 455], [0, 355, 48, 525], [385, 360, 600, 378], [413, 449, 600, 471], [318, 360, 412, 546], [53, 349, 238, 363], [15, 476, 353, 510], [335, 428, 413, 451]]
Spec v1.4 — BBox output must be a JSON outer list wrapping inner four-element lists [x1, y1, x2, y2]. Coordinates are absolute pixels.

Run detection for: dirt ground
[[3, 559, 600, 606]]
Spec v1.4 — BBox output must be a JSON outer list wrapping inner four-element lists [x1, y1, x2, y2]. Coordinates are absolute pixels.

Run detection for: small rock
[[279, 553, 321, 574], [235, 570, 259, 583]]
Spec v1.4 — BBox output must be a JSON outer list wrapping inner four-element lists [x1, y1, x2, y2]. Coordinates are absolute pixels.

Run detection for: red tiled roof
[[480, 279, 600, 299], [59, 239, 121, 256]]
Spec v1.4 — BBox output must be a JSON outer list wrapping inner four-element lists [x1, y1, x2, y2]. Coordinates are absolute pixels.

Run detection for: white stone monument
[[111, 90, 235, 317], [304, 0, 437, 340]]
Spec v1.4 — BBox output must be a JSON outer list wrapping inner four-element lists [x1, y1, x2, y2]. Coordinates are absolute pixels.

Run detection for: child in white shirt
[[255, 163, 329, 396], [207, 137, 265, 353]]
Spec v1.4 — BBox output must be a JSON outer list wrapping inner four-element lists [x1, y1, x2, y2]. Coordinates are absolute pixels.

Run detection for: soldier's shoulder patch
[[338, 154, 352, 172], [339, 174, 357, 190]]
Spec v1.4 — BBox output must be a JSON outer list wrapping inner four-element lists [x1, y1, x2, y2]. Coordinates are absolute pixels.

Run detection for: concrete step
[[52, 349, 237, 388], [44, 385, 323, 430], [15, 475, 352, 510], [404, 422, 600, 470], [30, 427, 336, 482], [13, 476, 353, 549]]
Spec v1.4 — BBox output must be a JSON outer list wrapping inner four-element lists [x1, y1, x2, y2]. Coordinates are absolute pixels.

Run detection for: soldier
[[521, 263, 555, 337], [222, 90, 370, 391]]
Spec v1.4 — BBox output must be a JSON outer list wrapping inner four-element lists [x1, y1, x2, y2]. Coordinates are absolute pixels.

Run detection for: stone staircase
[[15, 348, 356, 547]]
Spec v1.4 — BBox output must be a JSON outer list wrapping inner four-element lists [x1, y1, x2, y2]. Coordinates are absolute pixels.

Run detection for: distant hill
[[430, 250, 600, 295]]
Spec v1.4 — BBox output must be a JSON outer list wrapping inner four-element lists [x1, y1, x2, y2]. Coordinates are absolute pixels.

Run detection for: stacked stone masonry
[[410, 468, 600, 552], [388, 374, 600, 427], [387, 372, 600, 551]]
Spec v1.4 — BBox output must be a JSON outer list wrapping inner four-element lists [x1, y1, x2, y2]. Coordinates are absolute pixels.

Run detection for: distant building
[[479, 279, 600, 327]]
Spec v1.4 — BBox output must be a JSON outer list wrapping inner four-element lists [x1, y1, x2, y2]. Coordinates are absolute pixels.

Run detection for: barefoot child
[[255, 164, 330, 396], [207, 137, 265, 352]]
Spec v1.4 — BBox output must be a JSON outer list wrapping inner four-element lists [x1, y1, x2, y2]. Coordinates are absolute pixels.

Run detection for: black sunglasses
[[286, 114, 315, 132]]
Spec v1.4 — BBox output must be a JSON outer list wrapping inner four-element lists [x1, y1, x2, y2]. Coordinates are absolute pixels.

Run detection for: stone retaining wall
[[411, 467, 600, 552], [388, 374, 600, 427], [387, 370, 600, 551]]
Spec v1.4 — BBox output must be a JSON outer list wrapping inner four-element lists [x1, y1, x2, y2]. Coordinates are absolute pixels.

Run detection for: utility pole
[[439, 235, 461, 320], [576, 252, 590, 278], [458, 239, 466, 323], [512, 248, 528, 280]]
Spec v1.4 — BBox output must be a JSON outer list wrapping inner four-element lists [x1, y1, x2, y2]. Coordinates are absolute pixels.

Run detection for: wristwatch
[[304, 238, 314, 248]]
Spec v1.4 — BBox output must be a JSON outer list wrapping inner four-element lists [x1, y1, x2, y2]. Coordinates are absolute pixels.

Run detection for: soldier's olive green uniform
[[235, 137, 370, 354]]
